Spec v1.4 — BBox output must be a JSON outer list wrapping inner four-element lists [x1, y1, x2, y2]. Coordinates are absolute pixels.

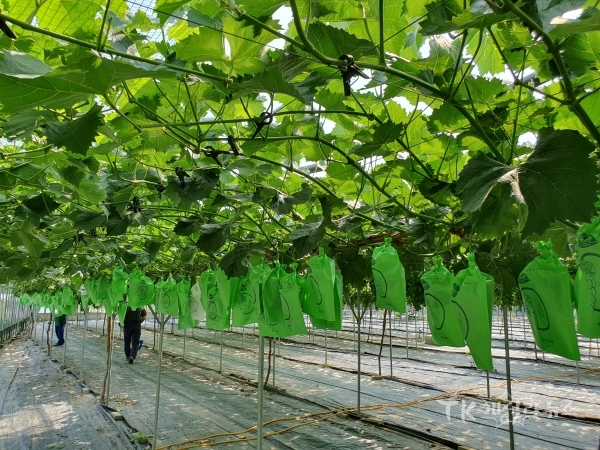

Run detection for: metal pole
[[105, 314, 116, 407], [486, 371, 490, 398], [389, 310, 393, 377], [80, 309, 87, 383], [257, 335, 265, 450], [152, 313, 166, 450], [96, 309, 99, 332], [62, 318, 68, 367], [357, 298, 361, 414], [502, 305, 515, 450], [405, 309, 409, 359], [183, 328, 187, 361], [576, 361, 580, 385], [272, 339, 276, 389], [325, 329, 328, 366], [242, 326, 245, 350], [353, 319, 356, 352], [219, 330, 224, 374]]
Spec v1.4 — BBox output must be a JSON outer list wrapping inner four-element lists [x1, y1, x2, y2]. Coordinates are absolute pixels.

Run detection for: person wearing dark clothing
[[53, 314, 67, 346], [123, 307, 146, 364]]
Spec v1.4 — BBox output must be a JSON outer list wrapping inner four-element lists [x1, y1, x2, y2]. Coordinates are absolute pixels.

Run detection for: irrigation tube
[[257, 335, 265, 450], [502, 305, 515, 450], [153, 313, 166, 450], [105, 314, 116, 407], [80, 309, 87, 383]]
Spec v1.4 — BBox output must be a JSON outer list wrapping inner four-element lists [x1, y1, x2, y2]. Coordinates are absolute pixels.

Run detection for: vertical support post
[[576, 361, 580, 385], [257, 335, 265, 450], [405, 309, 409, 359], [152, 313, 166, 450], [325, 329, 328, 366], [272, 339, 276, 389], [242, 326, 245, 350], [486, 371, 490, 398], [502, 305, 515, 450], [357, 297, 361, 415], [80, 309, 87, 383], [62, 318, 68, 367], [353, 318, 356, 352], [105, 314, 115, 407], [219, 330, 224, 374], [183, 328, 187, 361], [389, 310, 393, 378]]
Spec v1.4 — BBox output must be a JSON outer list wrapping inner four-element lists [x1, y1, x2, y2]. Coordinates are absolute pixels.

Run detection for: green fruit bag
[[372, 238, 407, 314], [519, 242, 581, 361], [420, 257, 464, 348], [574, 218, 600, 338], [302, 248, 336, 322], [452, 254, 494, 371]]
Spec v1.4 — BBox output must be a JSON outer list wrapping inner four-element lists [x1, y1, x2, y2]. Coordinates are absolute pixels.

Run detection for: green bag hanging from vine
[[201, 269, 230, 331], [177, 278, 195, 330], [279, 264, 308, 336], [452, 254, 494, 371], [111, 266, 129, 296], [574, 218, 600, 338], [519, 242, 581, 361], [128, 269, 155, 308], [258, 262, 290, 338], [155, 276, 179, 316], [232, 260, 270, 327], [117, 301, 128, 326], [190, 281, 204, 324], [199, 269, 217, 311], [309, 270, 343, 331], [372, 237, 407, 314], [96, 276, 111, 309], [302, 248, 336, 323], [62, 287, 77, 315], [420, 258, 464, 348]]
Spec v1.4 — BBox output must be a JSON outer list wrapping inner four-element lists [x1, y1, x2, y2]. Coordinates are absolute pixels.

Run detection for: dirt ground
[[7, 315, 600, 450], [0, 334, 133, 450]]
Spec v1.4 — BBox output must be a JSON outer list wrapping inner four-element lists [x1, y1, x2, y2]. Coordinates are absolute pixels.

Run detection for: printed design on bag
[[425, 293, 445, 330], [137, 283, 149, 302], [580, 253, 600, 312], [521, 287, 550, 331], [578, 233, 598, 248], [191, 296, 199, 313], [206, 290, 218, 320], [279, 284, 291, 321], [421, 280, 430, 290], [425, 294, 446, 330], [161, 290, 176, 309], [452, 301, 469, 340], [518, 273, 530, 284], [309, 276, 323, 305], [373, 268, 388, 299], [239, 280, 256, 315]]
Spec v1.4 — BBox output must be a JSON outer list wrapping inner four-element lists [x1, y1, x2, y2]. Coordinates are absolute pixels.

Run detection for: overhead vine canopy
[[0, 0, 599, 299]]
